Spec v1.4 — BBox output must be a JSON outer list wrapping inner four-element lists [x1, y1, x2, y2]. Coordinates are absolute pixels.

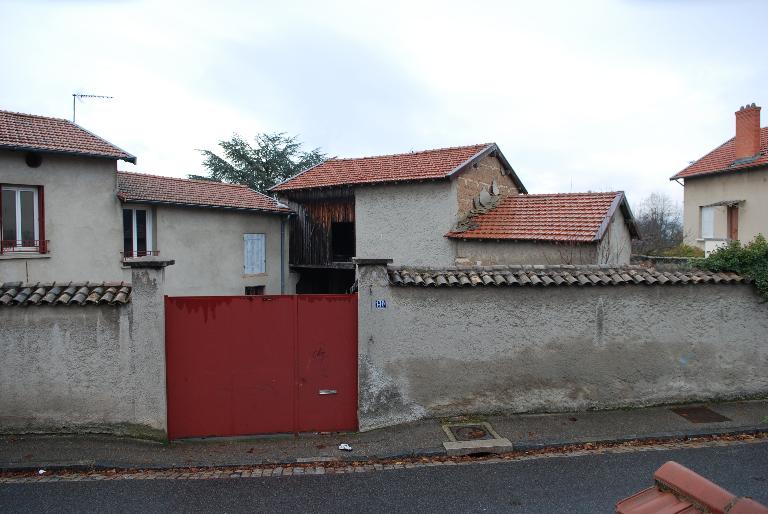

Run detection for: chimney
[[734, 103, 761, 160]]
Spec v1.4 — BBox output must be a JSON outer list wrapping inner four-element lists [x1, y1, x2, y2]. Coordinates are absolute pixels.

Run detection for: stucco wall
[[0, 265, 168, 439], [454, 154, 518, 218], [357, 264, 768, 430], [456, 240, 599, 265], [0, 151, 124, 283], [355, 181, 458, 267], [682, 168, 768, 248], [153, 206, 289, 296], [0, 150, 290, 295]]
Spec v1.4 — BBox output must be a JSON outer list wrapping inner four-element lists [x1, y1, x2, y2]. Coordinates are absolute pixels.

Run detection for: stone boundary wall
[[0, 260, 171, 440], [356, 263, 768, 431]]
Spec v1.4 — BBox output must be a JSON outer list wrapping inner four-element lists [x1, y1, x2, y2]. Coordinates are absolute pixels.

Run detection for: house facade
[[0, 109, 291, 295], [272, 143, 637, 293], [672, 103, 768, 254]]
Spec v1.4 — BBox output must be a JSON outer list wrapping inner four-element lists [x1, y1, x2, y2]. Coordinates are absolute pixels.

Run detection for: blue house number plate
[[374, 299, 387, 309]]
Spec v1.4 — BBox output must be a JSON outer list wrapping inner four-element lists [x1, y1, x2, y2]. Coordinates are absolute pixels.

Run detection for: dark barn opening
[[331, 222, 355, 262]]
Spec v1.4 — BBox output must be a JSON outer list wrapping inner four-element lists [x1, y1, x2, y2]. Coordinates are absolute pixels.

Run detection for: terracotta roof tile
[[671, 127, 768, 179], [388, 265, 747, 288], [117, 172, 291, 213], [0, 282, 131, 306], [0, 109, 135, 162], [447, 192, 623, 242], [271, 143, 494, 191]]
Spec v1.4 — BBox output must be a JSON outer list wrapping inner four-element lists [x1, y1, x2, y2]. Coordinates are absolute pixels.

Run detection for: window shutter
[[244, 234, 266, 274], [701, 207, 715, 239]]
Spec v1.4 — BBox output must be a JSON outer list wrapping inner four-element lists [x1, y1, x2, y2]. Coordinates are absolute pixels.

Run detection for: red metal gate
[[164, 294, 357, 440]]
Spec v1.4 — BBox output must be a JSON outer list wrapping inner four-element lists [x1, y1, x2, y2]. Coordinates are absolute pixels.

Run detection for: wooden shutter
[[244, 234, 266, 274]]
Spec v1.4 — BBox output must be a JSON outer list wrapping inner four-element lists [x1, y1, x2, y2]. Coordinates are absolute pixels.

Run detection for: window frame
[[0, 184, 44, 253], [122, 206, 154, 257]]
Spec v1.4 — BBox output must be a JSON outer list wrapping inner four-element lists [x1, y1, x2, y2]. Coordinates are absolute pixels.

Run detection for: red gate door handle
[[319, 389, 337, 395]]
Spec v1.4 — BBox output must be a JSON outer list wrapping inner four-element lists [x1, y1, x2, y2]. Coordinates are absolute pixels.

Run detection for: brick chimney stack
[[734, 103, 761, 160]]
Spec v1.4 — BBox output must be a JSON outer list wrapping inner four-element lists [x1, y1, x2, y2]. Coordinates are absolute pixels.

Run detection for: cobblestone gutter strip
[[0, 432, 765, 483]]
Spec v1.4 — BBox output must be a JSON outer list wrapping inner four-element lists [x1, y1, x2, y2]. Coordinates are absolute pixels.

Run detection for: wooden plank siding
[[279, 188, 355, 266]]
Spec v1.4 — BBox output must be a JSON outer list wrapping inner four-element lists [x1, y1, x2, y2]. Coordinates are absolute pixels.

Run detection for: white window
[[122, 207, 153, 257], [700, 206, 715, 239], [1, 186, 39, 248], [244, 233, 266, 274]]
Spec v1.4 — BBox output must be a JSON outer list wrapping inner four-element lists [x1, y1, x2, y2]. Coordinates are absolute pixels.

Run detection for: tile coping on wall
[[386, 265, 747, 288]]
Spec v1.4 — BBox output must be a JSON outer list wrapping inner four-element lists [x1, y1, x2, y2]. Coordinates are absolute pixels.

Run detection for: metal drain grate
[[449, 424, 495, 441], [670, 406, 732, 423]]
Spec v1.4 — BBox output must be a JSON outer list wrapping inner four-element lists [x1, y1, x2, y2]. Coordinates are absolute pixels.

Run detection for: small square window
[[245, 286, 265, 296]]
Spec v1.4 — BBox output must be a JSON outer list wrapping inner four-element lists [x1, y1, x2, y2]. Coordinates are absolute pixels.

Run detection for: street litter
[[38, 469, 45, 475], [338, 443, 352, 451]]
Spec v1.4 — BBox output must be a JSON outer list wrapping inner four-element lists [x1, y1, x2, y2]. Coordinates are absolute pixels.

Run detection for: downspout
[[280, 215, 287, 294]]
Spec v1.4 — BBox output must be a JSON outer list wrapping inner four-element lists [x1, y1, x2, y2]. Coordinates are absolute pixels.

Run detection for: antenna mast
[[72, 93, 113, 123]]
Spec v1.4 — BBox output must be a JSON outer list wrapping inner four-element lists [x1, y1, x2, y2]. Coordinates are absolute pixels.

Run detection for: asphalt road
[[1, 442, 767, 513]]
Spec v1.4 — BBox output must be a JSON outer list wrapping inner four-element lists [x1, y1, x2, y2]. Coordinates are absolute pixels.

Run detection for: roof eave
[[671, 161, 768, 181], [0, 143, 136, 164], [119, 197, 293, 215]]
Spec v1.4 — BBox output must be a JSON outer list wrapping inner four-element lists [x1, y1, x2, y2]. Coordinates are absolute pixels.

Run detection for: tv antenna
[[72, 93, 113, 123]]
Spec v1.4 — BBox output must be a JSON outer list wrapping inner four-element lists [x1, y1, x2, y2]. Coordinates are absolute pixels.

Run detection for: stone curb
[[2, 427, 765, 474]]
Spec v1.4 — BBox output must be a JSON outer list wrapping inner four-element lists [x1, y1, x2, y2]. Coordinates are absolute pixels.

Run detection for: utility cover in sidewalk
[[441, 422, 513, 455], [670, 406, 731, 423]]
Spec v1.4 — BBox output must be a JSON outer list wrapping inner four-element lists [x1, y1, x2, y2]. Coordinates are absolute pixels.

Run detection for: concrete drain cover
[[441, 422, 513, 455], [670, 406, 731, 423]]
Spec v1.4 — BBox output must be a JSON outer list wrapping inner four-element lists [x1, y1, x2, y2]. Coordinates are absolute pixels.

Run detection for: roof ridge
[[0, 109, 73, 123], [516, 191, 620, 198], [117, 171, 251, 189], [328, 143, 493, 162]]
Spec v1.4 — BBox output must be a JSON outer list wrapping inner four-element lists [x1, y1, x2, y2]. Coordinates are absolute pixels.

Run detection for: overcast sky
[[2, 0, 766, 207]]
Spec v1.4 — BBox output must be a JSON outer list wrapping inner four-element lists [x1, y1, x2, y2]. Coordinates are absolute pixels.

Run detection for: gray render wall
[[456, 240, 599, 266], [0, 265, 168, 439], [0, 151, 124, 284], [355, 181, 458, 267], [154, 206, 289, 296], [356, 264, 768, 430]]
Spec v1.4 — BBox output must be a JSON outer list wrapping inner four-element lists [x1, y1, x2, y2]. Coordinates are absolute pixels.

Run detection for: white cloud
[[2, 0, 766, 207]]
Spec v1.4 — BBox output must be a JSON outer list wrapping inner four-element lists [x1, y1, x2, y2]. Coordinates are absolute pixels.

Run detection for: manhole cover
[[449, 425, 494, 441], [670, 406, 731, 423]]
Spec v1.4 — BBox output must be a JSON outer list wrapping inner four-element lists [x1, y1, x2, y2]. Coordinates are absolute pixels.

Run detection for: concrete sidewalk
[[1, 399, 766, 472]]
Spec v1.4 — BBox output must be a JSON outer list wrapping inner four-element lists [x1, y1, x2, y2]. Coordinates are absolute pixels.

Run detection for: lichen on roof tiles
[[0, 282, 132, 306]]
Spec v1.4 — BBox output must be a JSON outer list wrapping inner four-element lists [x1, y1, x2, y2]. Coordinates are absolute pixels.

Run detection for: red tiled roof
[[0, 109, 136, 163], [271, 143, 500, 191], [672, 127, 768, 179], [447, 192, 632, 242], [117, 172, 291, 213]]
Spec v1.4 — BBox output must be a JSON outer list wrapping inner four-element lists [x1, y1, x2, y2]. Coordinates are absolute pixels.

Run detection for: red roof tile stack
[[672, 127, 768, 180], [117, 172, 291, 213], [616, 461, 768, 514], [447, 192, 622, 242], [271, 143, 494, 191], [0, 110, 135, 162]]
